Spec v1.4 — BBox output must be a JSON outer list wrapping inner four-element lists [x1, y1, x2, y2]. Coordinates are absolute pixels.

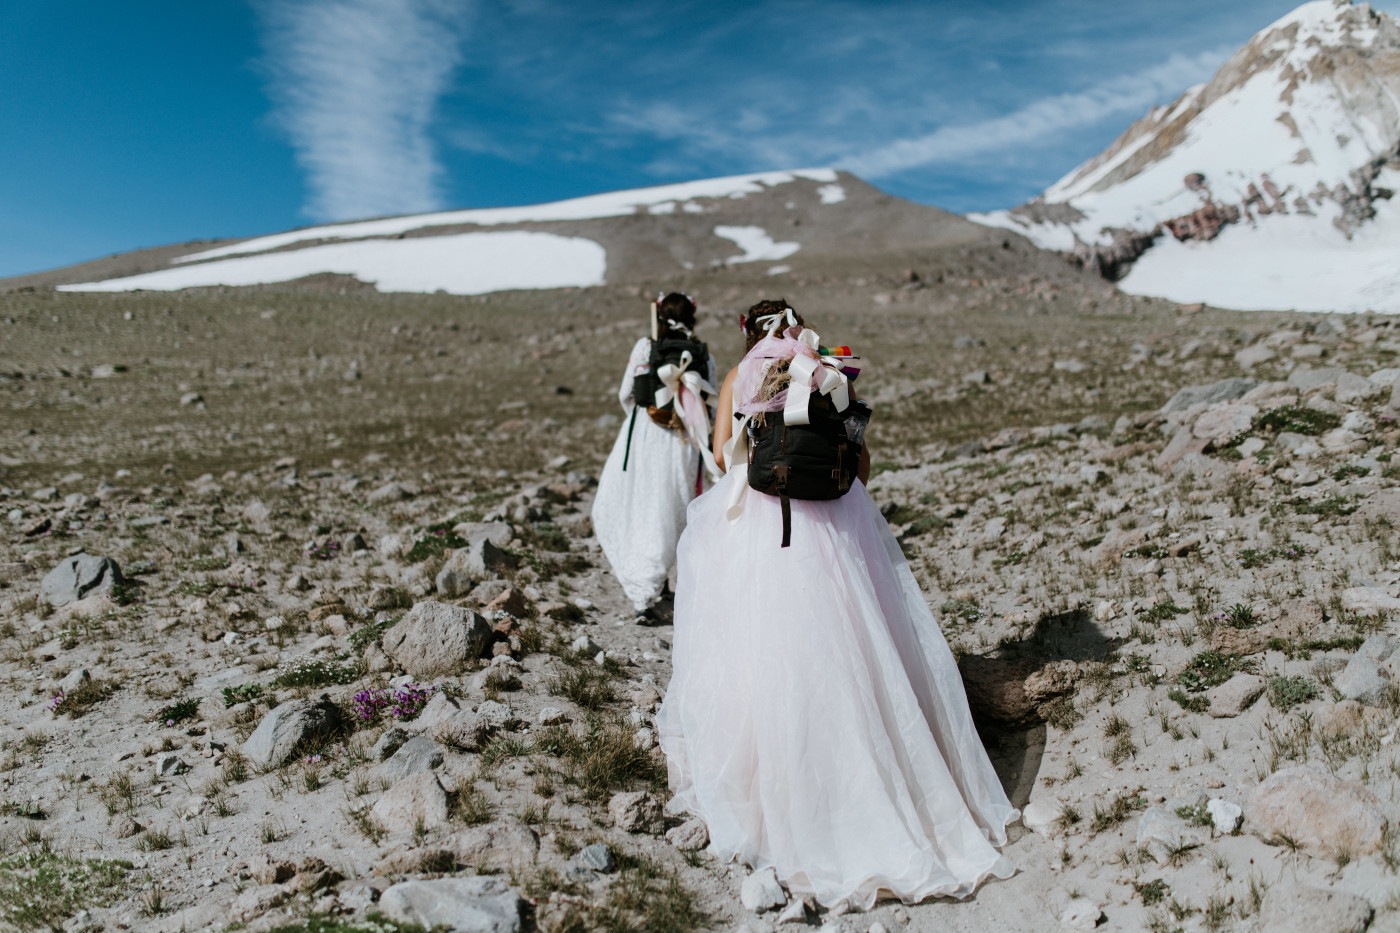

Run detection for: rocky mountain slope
[[972, 0, 1400, 314], [0, 170, 1016, 297], [2, 306, 1400, 933]]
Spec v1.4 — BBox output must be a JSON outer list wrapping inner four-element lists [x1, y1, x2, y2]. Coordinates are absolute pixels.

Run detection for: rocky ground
[[2, 270, 1400, 933]]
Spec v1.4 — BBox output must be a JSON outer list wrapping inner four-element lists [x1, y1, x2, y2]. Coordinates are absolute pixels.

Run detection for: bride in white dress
[[655, 300, 1017, 910], [592, 293, 718, 620]]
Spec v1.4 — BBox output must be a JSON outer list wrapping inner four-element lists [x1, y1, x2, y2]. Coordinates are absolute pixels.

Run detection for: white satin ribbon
[[782, 350, 850, 426], [655, 351, 721, 481], [755, 308, 798, 336]]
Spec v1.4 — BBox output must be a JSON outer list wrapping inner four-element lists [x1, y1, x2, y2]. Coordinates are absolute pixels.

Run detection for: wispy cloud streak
[[257, 0, 470, 221], [839, 48, 1231, 178]]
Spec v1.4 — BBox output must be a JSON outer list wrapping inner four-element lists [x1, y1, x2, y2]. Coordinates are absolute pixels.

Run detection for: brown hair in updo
[[655, 292, 697, 339], [742, 298, 806, 352]]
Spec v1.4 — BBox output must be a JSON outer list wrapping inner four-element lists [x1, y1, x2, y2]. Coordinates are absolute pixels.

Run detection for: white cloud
[[839, 48, 1232, 179], [256, 0, 471, 222]]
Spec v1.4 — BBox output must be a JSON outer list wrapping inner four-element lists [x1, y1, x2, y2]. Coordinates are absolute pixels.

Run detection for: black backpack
[[622, 337, 709, 470], [747, 396, 872, 547]]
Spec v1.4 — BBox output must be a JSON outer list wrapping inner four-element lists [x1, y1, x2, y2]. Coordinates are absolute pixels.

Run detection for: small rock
[[1020, 797, 1061, 838], [665, 817, 709, 851], [1060, 899, 1102, 930], [379, 736, 444, 782], [776, 898, 810, 925], [1206, 673, 1266, 718], [608, 790, 665, 834], [740, 866, 786, 912], [59, 668, 90, 693], [230, 884, 289, 922], [370, 772, 450, 834], [1206, 798, 1243, 835], [379, 877, 525, 933], [537, 707, 568, 726], [248, 852, 296, 885], [448, 817, 540, 870], [241, 694, 343, 769], [576, 843, 616, 873], [436, 540, 518, 597], [372, 726, 412, 761], [154, 753, 189, 777], [1137, 806, 1208, 855], [40, 553, 124, 607]]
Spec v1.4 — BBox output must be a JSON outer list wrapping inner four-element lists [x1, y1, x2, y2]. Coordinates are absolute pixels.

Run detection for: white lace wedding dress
[[655, 333, 1017, 909], [592, 337, 716, 612]]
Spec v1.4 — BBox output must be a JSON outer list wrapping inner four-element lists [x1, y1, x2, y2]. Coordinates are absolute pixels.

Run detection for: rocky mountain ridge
[[973, 0, 1400, 313]]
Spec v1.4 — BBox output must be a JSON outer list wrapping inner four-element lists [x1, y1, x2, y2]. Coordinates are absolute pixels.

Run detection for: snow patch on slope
[[59, 232, 606, 296], [180, 169, 837, 263], [713, 226, 801, 264]]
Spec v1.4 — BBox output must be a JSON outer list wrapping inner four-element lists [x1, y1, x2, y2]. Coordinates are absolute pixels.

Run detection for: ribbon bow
[[755, 308, 798, 336], [655, 350, 722, 481], [781, 327, 850, 426]]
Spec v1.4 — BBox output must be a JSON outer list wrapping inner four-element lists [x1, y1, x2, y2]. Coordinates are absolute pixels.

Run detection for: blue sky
[[3, 0, 1396, 278]]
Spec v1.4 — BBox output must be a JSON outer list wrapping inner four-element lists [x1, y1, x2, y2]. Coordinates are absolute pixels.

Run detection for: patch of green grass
[[1175, 801, 1213, 827], [1291, 496, 1358, 518], [546, 666, 617, 711], [1091, 791, 1147, 834], [153, 697, 200, 726], [1333, 464, 1371, 481], [1253, 405, 1340, 436], [1140, 601, 1187, 625], [1134, 878, 1169, 906], [1218, 604, 1258, 629], [542, 853, 706, 933], [940, 599, 984, 624], [1267, 675, 1320, 711], [50, 678, 118, 718], [1266, 634, 1364, 659], [108, 581, 143, 606], [187, 556, 230, 572], [404, 523, 468, 563], [272, 656, 359, 688], [0, 849, 131, 933], [870, 460, 903, 477], [220, 683, 264, 708], [535, 717, 665, 801], [346, 617, 398, 655], [1168, 689, 1209, 713], [1177, 651, 1247, 693]]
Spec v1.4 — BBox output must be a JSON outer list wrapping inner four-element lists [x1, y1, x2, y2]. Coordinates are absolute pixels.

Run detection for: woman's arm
[[858, 442, 870, 486], [617, 337, 649, 412], [712, 367, 739, 472]]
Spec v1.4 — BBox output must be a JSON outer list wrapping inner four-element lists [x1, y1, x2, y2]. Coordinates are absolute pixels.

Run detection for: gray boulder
[[1258, 885, 1373, 933], [40, 554, 124, 607], [382, 601, 492, 678], [575, 843, 615, 873], [608, 790, 664, 834], [379, 877, 524, 933], [372, 726, 413, 761], [436, 540, 518, 598], [1160, 378, 1259, 415], [241, 694, 342, 769], [379, 735, 444, 782]]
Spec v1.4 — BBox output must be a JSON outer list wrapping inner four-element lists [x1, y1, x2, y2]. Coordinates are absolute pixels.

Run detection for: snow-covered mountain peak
[[973, 0, 1400, 313]]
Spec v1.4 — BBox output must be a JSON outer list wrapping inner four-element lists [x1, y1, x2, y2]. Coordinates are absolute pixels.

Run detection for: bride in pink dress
[[655, 300, 1017, 910]]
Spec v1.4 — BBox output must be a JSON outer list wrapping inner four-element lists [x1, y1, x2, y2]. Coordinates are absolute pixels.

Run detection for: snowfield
[[970, 0, 1400, 314], [58, 231, 608, 296], [713, 226, 801, 264], [174, 169, 837, 264]]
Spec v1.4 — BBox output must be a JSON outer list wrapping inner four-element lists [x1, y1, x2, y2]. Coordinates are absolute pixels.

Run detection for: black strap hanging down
[[622, 406, 638, 471], [780, 494, 792, 548]]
